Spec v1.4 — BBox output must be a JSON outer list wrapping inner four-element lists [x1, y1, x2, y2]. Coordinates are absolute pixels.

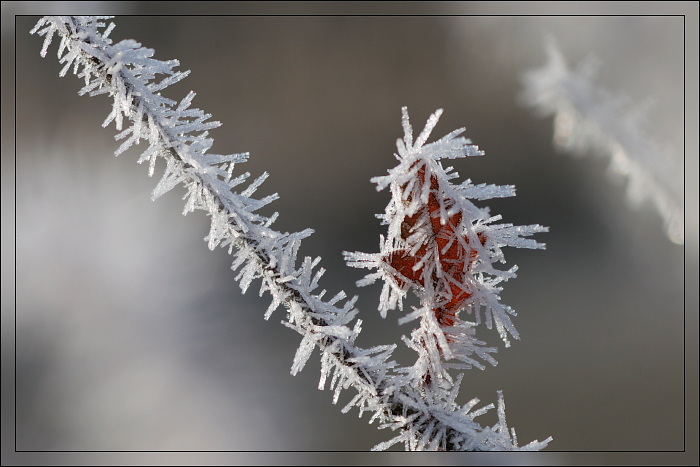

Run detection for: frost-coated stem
[[31, 16, 551, 451], [344, 107, 550, 444]]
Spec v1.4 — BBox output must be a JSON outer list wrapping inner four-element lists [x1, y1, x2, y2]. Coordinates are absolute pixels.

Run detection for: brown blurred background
[[5, 2, 697, 465]]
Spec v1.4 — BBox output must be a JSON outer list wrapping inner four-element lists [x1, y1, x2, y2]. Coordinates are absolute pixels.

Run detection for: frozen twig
[[31, 16, 551, 451], [522, 38, 684, 244]]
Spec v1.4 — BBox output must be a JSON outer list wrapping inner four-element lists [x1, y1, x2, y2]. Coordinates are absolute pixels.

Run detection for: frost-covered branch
[[345, 108, 549, 440], [521, 39, 684, 244], [31, 16, 551, 451]]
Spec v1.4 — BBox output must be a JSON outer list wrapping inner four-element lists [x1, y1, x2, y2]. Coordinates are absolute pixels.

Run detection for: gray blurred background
[[5, 2, 697, 465]]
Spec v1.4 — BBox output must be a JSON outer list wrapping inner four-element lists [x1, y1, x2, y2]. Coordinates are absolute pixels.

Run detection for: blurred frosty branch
[[522, 39, 684, 244], [30, 16, 551, 451]]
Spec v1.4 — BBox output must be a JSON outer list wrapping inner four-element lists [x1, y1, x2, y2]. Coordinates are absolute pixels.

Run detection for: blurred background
[[5, 3, 697, 465]]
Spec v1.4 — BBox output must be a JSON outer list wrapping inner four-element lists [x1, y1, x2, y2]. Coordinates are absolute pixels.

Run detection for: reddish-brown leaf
[[383, 161, 487, 328]]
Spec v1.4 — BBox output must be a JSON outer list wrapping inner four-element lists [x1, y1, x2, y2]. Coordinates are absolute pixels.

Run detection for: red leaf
[[382, 161, 487, 329]]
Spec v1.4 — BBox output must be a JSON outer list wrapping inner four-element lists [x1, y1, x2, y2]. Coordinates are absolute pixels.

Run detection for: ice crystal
[[346, 107, 547, 349]]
